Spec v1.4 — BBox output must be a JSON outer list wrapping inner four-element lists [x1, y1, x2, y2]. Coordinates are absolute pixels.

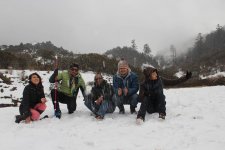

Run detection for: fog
[[1, 0, 225, 55]]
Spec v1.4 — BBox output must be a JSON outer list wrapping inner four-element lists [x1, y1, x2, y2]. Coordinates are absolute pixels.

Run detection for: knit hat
[[70, 63, 79, 69], [118, 59, 129, 70]]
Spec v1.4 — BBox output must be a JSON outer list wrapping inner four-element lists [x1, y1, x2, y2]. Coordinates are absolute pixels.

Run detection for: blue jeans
[[112, 94, 138, 110], [84, 96, 115, 117]]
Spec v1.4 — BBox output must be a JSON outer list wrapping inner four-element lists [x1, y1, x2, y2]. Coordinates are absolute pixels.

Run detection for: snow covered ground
[[0, 70, 225, 150]]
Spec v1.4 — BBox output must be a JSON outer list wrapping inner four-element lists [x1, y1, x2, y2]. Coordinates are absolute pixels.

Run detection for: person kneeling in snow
[[15, 73, 47, 123], [136, 67, 192, 123], [49, 63, 86, 119], [84, 73, 115, 120], [112, 59, 139, 114]]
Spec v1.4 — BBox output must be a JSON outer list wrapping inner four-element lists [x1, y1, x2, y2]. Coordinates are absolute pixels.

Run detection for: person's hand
[[124, 88, 128, 96], [186, 71, 192, 79], [95, 96, 103, 105], [41, 98, 47, 103], [25, 116, 31, 124], [118, 88, 123, 96]]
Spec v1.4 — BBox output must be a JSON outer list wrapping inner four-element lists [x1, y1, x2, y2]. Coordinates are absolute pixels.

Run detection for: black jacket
[[20, 82, 45, 115], [91, 80, 114, 102], [139, 67, 189, 101]]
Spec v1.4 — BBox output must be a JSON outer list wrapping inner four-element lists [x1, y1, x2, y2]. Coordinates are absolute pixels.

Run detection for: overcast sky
[[1, 0, 225, 55]]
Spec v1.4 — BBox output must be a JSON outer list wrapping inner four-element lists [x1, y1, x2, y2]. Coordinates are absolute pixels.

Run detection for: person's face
[[95, 74, 103, 86], [69, 67, 79, 76], [31, 75, 40, 85], [150, 71, 158, 80], [119, 65, 128, 76]]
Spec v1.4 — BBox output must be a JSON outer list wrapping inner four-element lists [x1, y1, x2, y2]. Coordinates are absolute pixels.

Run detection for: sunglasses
[[95, 77, 102, 81], [70, 68, 78, 71]]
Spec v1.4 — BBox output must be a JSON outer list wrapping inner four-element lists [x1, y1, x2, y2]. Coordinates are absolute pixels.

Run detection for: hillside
[[177, 25, 225, 74], [105, 46, 159, 68]]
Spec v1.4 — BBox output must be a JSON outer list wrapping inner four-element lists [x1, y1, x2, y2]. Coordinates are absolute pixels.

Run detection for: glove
[[53, 69, 58, 76], [49, 69, 58, 83], [186, 71, 192, 79]]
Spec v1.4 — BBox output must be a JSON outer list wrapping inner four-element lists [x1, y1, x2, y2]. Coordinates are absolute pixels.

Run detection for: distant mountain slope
[[105, 46, 159, 68]]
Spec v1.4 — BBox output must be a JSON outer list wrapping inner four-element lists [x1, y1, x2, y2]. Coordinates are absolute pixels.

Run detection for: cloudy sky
[[1, 0, 225, 54]]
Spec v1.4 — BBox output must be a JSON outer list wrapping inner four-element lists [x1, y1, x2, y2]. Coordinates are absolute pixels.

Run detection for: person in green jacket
[[49, 63, 86, 119]]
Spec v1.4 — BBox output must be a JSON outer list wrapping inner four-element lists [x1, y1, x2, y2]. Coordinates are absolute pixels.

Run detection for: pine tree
[[131, 39, 137, 51], [143, 44, 151, 55], [170, 45, 176, 65]]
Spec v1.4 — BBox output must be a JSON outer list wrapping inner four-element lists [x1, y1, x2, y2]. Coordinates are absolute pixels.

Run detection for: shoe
[[68, 110, 74, 114], [15, 112, 30, 123], [119, 106, 125, 114], [95, 115, 104, 120], [159, 113, 166, 120], [55, 110, 62, 119], [130, 106, 137, 114], [136, 116, 144, 125], [15, 115, 24, 123]]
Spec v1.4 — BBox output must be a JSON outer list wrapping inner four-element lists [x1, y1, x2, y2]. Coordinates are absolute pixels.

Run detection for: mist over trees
[[176, 24, 225, 74], [0, 24, 225, 80]]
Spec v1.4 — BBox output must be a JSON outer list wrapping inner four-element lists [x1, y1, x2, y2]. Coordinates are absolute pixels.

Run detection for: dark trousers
[[137, 93, 166, 119], [112, 94, 138, 110], [51, 89, 77, 113]]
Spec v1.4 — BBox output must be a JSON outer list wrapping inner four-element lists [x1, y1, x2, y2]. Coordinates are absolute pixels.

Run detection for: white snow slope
[[0, 70, 225, 150]]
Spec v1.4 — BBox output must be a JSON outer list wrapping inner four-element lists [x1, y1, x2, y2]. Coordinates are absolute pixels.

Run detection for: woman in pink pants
[[15, 73, 47, 123]]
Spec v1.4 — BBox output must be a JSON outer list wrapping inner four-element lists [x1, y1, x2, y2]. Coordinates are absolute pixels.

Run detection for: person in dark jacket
[[136, 67, 192, 123], [15, 73, 47, 123], [84, 73, 115, 120], [49, 63, 86, 119], [112, 59, 139, 114]]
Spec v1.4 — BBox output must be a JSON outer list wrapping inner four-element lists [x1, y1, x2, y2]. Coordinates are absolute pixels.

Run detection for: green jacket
[[56, 70, 86, 97]]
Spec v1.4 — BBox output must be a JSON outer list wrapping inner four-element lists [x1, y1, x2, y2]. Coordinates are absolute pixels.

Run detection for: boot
[[95, 115, 104, 120], [119, 105, 125, 114], [130, 105, 137, 114], [55, 110, 62, 119], [136, 116, 144, 125], [159, 113, 166, 120]]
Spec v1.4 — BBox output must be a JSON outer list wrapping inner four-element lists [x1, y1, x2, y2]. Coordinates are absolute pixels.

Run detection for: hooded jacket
[[139, 67, 189, 101], [113, 71, 139, 96]]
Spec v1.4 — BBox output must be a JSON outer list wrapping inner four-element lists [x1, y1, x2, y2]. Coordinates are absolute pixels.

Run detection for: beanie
[[70, 63, 79, 69], [118, 59, 129, 69]]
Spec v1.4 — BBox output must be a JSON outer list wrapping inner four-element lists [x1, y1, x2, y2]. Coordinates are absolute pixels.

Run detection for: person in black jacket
[[15, 73, 47, 123], [84, 72, 115, 120], [136, 67, 192, 123]]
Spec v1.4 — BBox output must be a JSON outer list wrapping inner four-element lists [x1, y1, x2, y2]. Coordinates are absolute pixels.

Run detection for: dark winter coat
[[113, 71, 139, 96], [19, 82, 45, 115], [139, 67, 189, 101], [91, 80, 114, 102]]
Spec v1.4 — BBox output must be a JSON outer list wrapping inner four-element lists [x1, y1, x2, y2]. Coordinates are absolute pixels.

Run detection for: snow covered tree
[[143, 44, 151, 55], [131, 39, 137, 51]]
